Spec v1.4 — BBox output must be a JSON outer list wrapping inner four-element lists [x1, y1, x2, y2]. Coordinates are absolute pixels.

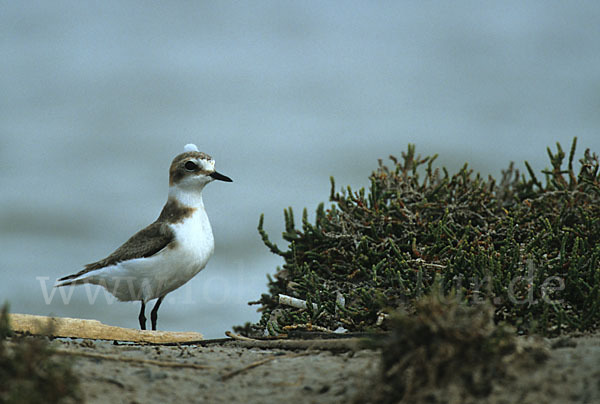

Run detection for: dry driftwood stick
[[53, 349, 212, 370], [8, 313, 203, 343]]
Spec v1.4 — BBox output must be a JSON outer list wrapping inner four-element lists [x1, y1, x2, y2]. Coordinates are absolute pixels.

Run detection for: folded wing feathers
[[57, 222, 174, 284]]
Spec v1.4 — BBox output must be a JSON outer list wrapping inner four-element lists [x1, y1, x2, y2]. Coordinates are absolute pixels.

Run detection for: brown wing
[[58, 221, 174, 282]]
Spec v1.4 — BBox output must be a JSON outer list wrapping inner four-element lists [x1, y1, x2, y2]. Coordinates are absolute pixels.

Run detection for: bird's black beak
[[210, 171, 233, 182]]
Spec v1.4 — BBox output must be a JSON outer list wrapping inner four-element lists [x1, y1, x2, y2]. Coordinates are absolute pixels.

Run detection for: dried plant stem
[[53, 349, 211, 370], [225, 330, 259, 341], [221, 352, 308, 381]]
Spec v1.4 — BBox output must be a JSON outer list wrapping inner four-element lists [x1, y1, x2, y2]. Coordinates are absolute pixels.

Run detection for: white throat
[[168, 185, 206, 208]]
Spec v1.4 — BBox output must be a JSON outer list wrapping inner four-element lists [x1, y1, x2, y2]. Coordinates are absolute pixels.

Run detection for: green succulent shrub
[[239, 138, 600, 337]]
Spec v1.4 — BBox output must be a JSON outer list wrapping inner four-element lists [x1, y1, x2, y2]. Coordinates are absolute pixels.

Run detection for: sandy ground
[[48, 338, 379, 404], [496, 333, 600, 404], [31, 332, 600, 404]]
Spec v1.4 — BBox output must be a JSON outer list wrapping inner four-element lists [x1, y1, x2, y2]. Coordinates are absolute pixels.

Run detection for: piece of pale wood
[[7, 313, 203, 343]]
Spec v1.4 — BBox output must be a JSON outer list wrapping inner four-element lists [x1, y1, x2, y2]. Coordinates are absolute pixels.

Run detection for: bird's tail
[[54, 273, 88, 288]]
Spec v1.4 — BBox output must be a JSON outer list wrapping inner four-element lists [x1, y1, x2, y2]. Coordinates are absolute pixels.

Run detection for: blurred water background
[[1, 1, 600, 338]]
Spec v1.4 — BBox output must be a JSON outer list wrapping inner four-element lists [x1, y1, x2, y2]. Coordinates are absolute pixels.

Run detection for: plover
[[56, 144, 232, 330]]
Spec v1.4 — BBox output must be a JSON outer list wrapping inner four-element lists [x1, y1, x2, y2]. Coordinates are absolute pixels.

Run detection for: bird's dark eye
[[184, 161, 198, 171]]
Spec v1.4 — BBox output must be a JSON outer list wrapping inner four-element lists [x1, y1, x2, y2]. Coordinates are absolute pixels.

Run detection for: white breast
[[152, 206, 214, 296], [169, 206, 215, 272]]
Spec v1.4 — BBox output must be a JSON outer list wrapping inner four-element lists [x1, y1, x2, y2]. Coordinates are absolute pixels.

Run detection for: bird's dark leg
[[138, 301, 147, 330], [150, 296, 164, 331]]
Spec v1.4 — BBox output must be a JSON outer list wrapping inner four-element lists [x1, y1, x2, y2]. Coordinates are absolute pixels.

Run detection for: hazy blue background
[[2, 1, 600, 338]]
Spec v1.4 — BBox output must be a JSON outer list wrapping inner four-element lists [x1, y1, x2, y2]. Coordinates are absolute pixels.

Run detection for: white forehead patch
[[184, 143, 199, 152], [199, 159, 215, 171]]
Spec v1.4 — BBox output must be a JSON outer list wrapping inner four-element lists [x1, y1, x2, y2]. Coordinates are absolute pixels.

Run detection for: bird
[[55, 143, 232, 330]]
